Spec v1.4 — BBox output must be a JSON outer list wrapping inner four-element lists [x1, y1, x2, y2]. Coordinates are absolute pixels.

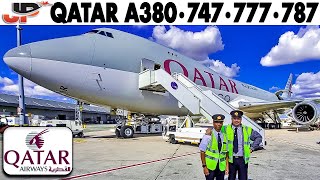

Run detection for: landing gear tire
[[115, 128, 122, 138], [77, 132, 84, 138], [276, 123, 282, 129], [120, 126, 134, 138], [169, 134, 177, 144]]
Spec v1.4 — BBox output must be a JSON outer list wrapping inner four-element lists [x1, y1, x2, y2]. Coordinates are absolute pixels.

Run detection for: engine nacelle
[[292, 101, 319, 125]]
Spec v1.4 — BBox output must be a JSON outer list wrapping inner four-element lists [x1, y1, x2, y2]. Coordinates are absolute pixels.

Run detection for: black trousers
[[205, 164, 225, 180], [228, 157, 248, 180]]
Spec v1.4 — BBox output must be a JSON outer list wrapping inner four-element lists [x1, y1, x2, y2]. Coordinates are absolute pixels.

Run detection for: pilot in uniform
[[199, 114, 229, 180], [222, 110, 262, 180]]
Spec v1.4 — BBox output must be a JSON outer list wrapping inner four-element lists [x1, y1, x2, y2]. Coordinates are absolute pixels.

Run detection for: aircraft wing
[[305, 98, 320, 104], [238, 100, 303, 113]]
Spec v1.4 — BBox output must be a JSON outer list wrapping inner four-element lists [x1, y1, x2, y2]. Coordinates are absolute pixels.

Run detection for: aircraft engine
[[292, 102, 319, 125]]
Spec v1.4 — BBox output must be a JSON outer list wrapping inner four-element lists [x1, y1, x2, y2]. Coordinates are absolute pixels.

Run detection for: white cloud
[[291, 71, 320, 98], [201, 59, 240, 78], [151, 26, 240, 77], [1, 78, 56, 97], [261, 26, 320, 66], [269, 86, 280, 91], [0, 76, 73, 102], [152, 26, 224, 61], [0, 76, 14, 86]]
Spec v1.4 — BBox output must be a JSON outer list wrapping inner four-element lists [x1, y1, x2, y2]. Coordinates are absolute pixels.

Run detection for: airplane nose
[[3, 44, 32, 78]]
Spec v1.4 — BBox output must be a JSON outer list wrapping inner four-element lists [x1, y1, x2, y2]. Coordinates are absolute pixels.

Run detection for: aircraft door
[[141, 58, 161, 72]]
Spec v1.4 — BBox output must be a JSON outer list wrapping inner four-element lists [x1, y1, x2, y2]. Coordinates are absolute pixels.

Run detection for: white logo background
[[3, 127, 72, 175]]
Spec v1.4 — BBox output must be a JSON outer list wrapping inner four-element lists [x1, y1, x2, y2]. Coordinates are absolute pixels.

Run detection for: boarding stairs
[[139, 69, 265, 146]]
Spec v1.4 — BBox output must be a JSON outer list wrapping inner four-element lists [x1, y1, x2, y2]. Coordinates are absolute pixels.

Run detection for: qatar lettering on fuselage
[[163, 59, 239, 94]]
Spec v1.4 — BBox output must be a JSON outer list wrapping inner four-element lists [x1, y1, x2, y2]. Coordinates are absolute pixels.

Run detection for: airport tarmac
[[0, 125, 320, 180]]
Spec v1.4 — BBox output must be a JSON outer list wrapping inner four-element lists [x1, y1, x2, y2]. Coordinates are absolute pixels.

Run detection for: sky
[[0, 25, 319, 103]]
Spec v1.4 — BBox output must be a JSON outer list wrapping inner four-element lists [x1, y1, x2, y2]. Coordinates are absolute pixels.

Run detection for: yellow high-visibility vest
[[222, 125, 252, 164], [205, 131, 228, 171]]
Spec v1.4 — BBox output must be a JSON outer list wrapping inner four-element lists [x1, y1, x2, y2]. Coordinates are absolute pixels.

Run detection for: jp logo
[[2, 2, 52, 24]]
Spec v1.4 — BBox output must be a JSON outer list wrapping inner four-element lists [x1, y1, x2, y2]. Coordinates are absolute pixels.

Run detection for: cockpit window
[[87, 30, 114, 38], [106, 32, 114, 38]]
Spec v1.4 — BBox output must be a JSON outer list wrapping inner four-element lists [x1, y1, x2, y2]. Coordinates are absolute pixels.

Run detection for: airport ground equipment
[[115, 115, 163, 138], [0, 115, 21, 126], [0, 115, 9, 131], [39, 119, 84, 137], [250, 110, 286, 129], [75, 101, 83, 122], [139, 69, 265, 147], [162, 115, 208, 145]]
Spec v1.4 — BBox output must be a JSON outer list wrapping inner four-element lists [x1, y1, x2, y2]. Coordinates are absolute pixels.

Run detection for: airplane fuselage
[[4, 28, 279, 117]]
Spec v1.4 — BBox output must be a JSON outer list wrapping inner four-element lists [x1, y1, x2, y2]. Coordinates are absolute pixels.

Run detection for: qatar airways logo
[[3, 127, 72, 175]]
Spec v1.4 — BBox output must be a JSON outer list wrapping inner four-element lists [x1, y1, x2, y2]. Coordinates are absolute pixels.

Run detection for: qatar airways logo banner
[[3, 127, 72, 175]]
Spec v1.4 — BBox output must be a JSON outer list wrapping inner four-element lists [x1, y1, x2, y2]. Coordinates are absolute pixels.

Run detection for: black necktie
[[233, 127, 238, 153], [218, 132, 222, 152]]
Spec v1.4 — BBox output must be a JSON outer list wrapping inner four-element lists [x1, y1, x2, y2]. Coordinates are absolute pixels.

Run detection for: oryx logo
[[2, 1, 52, 24], [25, 129, 49, 150]]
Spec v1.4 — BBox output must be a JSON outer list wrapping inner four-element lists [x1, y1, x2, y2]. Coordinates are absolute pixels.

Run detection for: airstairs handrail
[[175, 72, 233, 108], [139, 69, 264, 133], [172, 72, 263, 131]]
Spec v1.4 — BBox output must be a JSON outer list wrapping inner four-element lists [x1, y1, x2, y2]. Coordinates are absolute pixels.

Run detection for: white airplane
[[3, 28, 320, 131]]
